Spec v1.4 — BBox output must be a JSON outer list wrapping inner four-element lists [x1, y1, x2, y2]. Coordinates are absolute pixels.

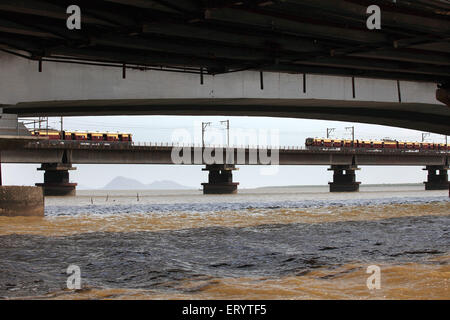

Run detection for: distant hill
[[102, 176, 191, 190]]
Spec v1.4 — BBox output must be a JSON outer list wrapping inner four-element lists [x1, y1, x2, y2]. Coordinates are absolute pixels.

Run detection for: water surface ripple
[[1, 214, 448, 298]]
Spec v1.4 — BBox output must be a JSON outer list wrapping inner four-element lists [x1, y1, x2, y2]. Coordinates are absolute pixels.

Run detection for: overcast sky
[[3, 115, 447, 189]]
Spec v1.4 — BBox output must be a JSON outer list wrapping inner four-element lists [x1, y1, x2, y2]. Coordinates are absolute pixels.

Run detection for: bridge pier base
[[0, 186, 44, 217], [201, 164, 239, 194], [423, 166, 449, 190], [328, 165, 361, 192], [36, 163, 77, 196]]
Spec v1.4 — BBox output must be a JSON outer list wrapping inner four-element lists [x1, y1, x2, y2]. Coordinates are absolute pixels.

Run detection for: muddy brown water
[[0, 186, 448, 299]]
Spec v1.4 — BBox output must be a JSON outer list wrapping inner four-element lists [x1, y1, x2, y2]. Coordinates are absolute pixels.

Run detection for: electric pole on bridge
[[326, 128, 336, 139], [220, 120, 230, 147], [346, 126, 355, 141], [202, 122, 211, 148]]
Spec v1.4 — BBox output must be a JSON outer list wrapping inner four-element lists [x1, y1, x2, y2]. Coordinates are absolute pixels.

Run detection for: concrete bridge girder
[[354, 154, 448, 166], [0, 51, 439, 104], [1, 52, 449, 135], [1, 148, 448, 166]]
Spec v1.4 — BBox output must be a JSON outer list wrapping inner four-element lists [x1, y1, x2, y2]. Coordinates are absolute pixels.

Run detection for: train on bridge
[[305, 138, 449, 151], [31, 130, 133, 143]]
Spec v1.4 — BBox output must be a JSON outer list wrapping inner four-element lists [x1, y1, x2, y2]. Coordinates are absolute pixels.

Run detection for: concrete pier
[[201, 164, 239, 194], [0, 186, 44, 217], [423, 166, 449, 190], [328, 165, 361, 192], [36, 163, 77, 196]]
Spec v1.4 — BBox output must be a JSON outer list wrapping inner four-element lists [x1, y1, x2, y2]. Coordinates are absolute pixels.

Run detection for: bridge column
[[36, 163, 77, 196], [423, 166, 449, 190], [328, 165, 361, 192], [201, 164, 239, 194]]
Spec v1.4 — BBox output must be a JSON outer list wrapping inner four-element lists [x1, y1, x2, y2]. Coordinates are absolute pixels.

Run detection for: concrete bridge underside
[[0, 52, 449, 135], [4, 98, 450, 135]]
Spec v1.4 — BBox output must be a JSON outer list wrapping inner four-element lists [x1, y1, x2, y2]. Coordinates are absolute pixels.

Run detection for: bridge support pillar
[[0, 186, 44, 217], [423, 166, 449, 190], [36, 163, 77, 196], [201, 164, 239, 194], [328, 165, 361, 192]]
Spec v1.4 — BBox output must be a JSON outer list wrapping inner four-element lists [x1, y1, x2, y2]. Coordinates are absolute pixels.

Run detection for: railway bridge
[[1, 140, 448, 196]]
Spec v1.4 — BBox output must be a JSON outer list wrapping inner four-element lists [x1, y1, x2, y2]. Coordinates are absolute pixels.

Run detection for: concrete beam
[[350, 49, 450, 67], [0, 114, 31, 136], [0, 135, 41, 149], [0, 0, 448, 83], [0, 0, 127, 26], [1, 146, 447, 166], [4, 100, 449, 135], [437, 87, 450, 107], [204, 7, 388, 44], [141, 22, 324, 53], [1, 52, 447, 135], [281, 0, 450, 35]]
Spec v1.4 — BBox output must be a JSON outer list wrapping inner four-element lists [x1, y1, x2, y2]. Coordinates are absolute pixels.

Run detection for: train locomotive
[[31, 129, 132, 143], [305, 138, 448, 151]]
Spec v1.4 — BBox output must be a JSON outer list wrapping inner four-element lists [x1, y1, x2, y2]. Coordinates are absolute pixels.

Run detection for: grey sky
[[3, 115, 446, 189]]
